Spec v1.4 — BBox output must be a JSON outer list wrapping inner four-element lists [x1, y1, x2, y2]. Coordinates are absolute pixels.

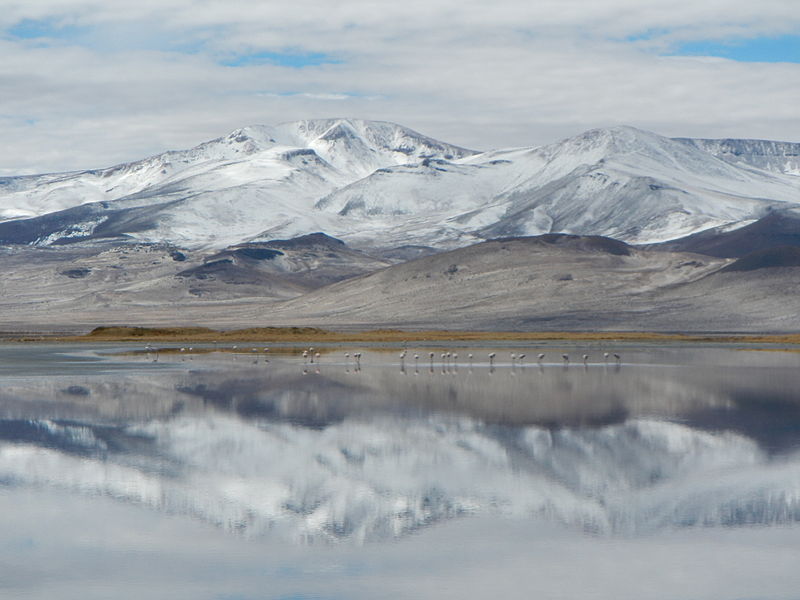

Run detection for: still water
[[1, 342, 800, 599]]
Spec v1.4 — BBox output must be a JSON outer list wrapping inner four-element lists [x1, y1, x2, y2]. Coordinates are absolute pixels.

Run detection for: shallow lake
[[2, 341, 800, 599]]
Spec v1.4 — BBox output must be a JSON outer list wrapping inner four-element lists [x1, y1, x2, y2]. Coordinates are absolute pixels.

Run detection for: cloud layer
[[1, 0, 799, 174]]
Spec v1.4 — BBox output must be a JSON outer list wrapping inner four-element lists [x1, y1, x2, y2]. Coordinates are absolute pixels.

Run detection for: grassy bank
[[26, 325, 800, 345]]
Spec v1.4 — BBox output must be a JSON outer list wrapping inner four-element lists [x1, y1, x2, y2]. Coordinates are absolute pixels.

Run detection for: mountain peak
[[557, 125, 673, 155], [268, 118, 476, 176], [580, 124, 653, 139], [533, 124, 758, 185], [317, 120, 361, 142], [215, 125, 281, 154], [276, 118, 475, 153]]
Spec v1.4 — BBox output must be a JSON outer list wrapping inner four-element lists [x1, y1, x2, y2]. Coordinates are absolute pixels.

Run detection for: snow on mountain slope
[[0, 125, 286, 220], [0, 119, 473, 219], [484, 128, 800, 243], [273, 118, 475, 178], [318, 126, 800, 247], [0, 119, 475, 249], [0, 160, 343, 249], [676, 137, 800, 176], [1, 121, 799, 250], [312, 159, 510, 249]]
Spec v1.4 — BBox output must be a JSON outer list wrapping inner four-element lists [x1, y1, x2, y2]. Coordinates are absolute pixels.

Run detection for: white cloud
[[1, 0, 799, 174]]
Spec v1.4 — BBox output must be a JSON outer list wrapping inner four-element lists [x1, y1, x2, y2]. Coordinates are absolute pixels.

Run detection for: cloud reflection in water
[[0, 345, 799, 545]]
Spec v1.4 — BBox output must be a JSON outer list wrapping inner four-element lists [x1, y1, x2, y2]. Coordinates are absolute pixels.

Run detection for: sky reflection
[[1, 343, 800, 597]]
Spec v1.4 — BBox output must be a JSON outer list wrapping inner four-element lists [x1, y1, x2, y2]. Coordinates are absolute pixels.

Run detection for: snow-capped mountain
[[0, 120, 798, 250], [319, 126, 800, 247], [0, 119, 475, 249], [0, 119, 473, 219]]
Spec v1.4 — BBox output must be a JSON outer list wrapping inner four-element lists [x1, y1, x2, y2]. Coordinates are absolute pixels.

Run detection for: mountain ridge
[[1, 120, 799, 253], [674, 137, 800, 176]]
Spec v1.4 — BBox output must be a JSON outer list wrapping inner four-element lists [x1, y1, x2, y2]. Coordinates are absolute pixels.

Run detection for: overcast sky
[[1, 0, 799, 175]]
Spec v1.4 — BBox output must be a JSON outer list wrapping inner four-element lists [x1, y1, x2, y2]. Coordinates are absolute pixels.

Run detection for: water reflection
[[0, 344, 799, 544]]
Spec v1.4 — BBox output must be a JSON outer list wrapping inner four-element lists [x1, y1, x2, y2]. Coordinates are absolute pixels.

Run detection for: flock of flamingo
[[337, 348, 622, 373], [395, 350, 621, 370], [143, 344, 622, 371]]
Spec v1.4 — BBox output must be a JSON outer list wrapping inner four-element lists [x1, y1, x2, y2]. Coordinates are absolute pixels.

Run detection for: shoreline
[[4, 325, 800, 346]]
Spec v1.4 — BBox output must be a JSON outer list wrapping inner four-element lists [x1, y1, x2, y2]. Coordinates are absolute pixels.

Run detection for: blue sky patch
[[7, 18, 89, 43], [669, 34, 800, 63], [220, 50, 342, 68], [6, 18, 342, 69], [6, 18, 212, 56], [623, 28, 671, 43]]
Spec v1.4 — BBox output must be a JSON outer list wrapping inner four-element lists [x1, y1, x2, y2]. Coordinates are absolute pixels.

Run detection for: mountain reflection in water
[[1, 344, 800, 543]]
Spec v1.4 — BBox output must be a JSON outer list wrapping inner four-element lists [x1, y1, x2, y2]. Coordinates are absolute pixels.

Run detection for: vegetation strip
[[15, 325, 800, 345]]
